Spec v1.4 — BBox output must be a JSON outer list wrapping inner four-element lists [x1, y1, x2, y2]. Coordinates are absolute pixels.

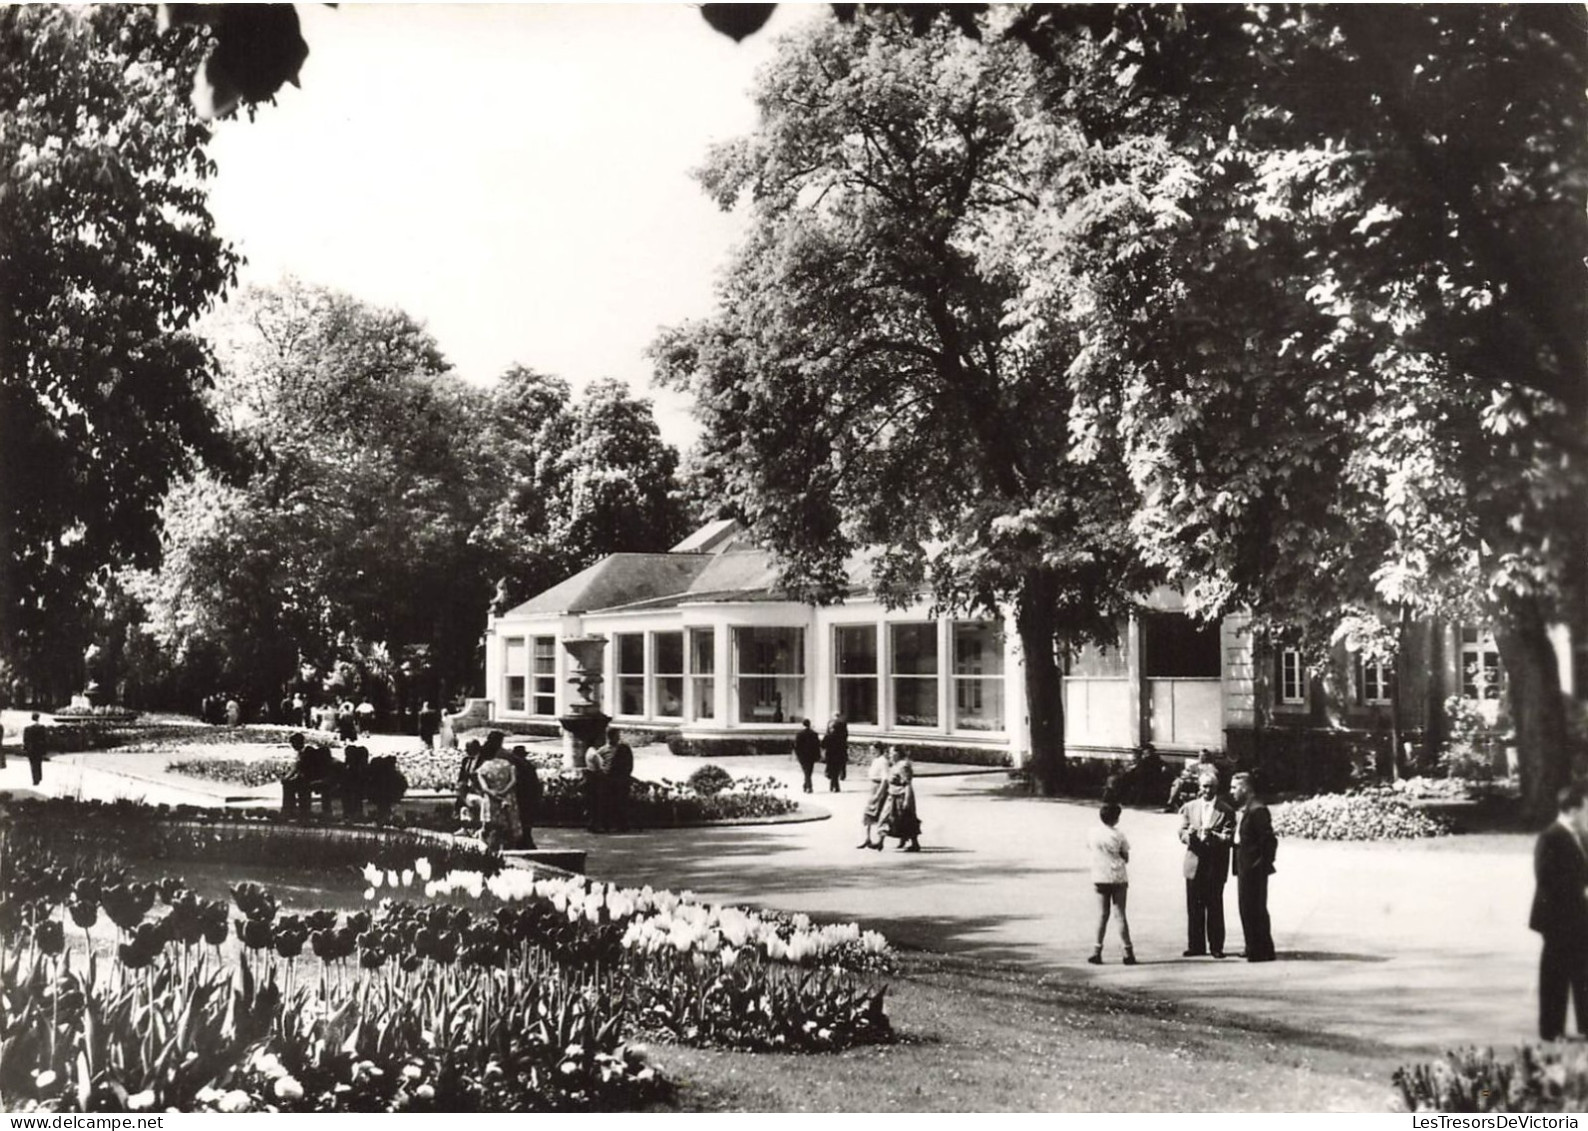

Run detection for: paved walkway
[[0, 726, 1543, 1057]]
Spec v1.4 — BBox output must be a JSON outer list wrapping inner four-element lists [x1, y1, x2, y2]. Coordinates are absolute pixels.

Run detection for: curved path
[[0, 725, 1540, 1057]]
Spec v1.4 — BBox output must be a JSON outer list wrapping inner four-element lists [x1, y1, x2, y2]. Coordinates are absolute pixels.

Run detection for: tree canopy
[[654, 14, 1156, 791], [0, 5, 239, 700]]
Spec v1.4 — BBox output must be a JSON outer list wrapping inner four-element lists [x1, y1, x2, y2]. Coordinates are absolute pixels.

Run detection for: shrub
[[1394, 1044, 1588, 1112], [686, 764, 734, 796], [1272, 788, 1453, 841]]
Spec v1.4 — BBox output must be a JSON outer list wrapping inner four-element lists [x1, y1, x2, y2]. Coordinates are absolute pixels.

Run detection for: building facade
[[484, 521, 1558, 770]]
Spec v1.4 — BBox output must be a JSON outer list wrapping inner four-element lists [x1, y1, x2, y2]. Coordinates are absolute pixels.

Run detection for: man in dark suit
[[22, 712, 48, 786], [1178, 769, 1235, 958], [1530, 783, 1588, 1040], [1230, 771, 1277, 962]]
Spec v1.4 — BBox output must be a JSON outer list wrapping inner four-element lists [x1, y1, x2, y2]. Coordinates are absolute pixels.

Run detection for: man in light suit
[[1178, 769, 1234, 958], [1230, 772, 1278, 962], [1530, 783, 1588, 1040]]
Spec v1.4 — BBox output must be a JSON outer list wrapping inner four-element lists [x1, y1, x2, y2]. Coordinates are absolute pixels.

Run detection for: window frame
[[614, 632, 647, 718], [833, 623, 880, 727], [889, 622, 940, 730], [503, 636, 527, 713], [950, 620, 1005, 734], [530, 636, 557, 717]]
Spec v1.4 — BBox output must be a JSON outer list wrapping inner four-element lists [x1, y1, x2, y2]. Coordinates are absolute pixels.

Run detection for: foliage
[[1271, 788, 1453, 842], [0, 6, 240, 701], [125, 279, 495, 711], [1437, 698, 1505, 782], [478, 370, 691, 615], [653, 12, 1155, 794], [684, 764, 734, 796], [1395, 1044, 1588, 1113], [1006, 5, 1585, 819]]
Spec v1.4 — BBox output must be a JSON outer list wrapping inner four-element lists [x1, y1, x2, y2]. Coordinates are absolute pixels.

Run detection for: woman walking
[[882, 748, 922, 852], [857, 743, 891, 850]]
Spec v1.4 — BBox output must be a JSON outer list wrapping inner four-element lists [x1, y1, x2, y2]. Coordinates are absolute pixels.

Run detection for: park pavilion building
[[484, 520, 1555, 773]]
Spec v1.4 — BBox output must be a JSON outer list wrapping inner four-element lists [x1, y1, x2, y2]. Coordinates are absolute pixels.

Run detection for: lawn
[[650, 951, 1395, 1112]]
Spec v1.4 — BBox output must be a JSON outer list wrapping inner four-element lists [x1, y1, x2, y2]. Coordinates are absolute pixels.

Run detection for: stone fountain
[[558, 635, 611, 770]]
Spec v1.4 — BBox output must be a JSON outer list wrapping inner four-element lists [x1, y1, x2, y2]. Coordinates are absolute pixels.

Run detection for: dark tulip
[[400, 952, 423, 972], [239, 918, 274, 950], [118, 940, 156, 969], [68, 899, 99, 930], [358, 945, 386, 969], [34, 919, 65, 956]]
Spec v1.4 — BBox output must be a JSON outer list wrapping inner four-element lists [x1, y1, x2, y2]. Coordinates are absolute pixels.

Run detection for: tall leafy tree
[[0, 5, 239, 700], [1007, 5, 1586, 815], [654, 13, 1154, 792], [482, 372, 690, 614], [133, 281, 496, 707]]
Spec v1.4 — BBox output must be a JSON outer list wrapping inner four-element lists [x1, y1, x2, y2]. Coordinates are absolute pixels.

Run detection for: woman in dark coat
[[881, 748, 922, 852], [822, 712, 849, 793]]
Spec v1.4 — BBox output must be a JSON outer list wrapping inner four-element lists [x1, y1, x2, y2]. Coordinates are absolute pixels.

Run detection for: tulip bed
[[1394, 1044, 1588, 1112], [0, 810, 895, 1112], [1271, 788, 1454, 841]]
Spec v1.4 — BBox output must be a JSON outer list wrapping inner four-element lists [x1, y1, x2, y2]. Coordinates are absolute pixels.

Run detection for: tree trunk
[[1493, 594, 1569, 825], [1017, 570, 1066, 796]]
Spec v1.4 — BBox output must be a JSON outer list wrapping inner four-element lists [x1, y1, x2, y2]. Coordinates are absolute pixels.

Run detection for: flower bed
[[1395, 1044, 1588, 1112], [1272, 788, 1454, 841], [0, 806, 894, 1112], [167, 751, 800, 827]]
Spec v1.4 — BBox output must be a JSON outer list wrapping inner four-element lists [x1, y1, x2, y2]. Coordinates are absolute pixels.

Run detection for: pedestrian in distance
[[1530, 783, 1588, 1040], [1087, 802, 1136, 965], [822, 712, 849, 793], [418, 700, 442, 750], [22, 712, 48, 786], [605, 727, 635, 832], [793, 718, 821, 793], [507, 744, 543, 850], [1230, 772, 1278, 962], [1178, 769, 1234, 958], [857, 743, 891, 850]]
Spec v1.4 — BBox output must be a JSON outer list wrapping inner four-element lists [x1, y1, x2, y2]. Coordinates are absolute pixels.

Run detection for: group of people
[[793, 714, 852, 794], [1085, 767, 1278, 965], [857, 743, 922, 852], [583, 727, 634, 833], [455, 730, 543, 850], [280, 731, 408, 819]]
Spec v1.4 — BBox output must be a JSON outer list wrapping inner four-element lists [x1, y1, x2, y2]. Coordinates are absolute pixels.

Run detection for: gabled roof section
[[670, 518, 746, 554], [501, 553, 713, 618]]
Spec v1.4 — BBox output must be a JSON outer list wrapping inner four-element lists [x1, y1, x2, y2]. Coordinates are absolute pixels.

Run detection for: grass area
[[647, 951, 1397, 1112]]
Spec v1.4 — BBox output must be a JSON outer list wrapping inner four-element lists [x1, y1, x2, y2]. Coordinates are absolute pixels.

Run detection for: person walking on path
[[418, 701, 441, 750], [882, 747, 922, 851], [793, 718, 821, 793], [1178, 769, 1234, 958], [22, 712, 48, 786], [1530, 783, 1588, 1040], [1231, 772, 1278, 962], [1087, 802, 1137, 965], [858, 743, 891, 850], [822, 712, 848, 793], [355, 698, 376, 736]]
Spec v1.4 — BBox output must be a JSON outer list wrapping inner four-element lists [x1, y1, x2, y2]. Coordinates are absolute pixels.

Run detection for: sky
[[204, 3, 821, 447]]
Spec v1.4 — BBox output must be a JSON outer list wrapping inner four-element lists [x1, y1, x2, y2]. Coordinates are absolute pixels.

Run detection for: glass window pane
[[890, 624, 937, 675], [1143, 614, 1220, 678], [506, 676, 526, 712], [953, 679, 1002, 731], [504, 638, 526, 675], [689, 628, 715, 675], [532, 637, 556, 673], [618, 677, 645, 716], [656, 632, 684, 674], [733, 627, 804, 723], [894, 676, 938, 728], [836, 625, 878, 674], [838, 678, 878, 726], [655, 677, 683, 717], [617, 634, 644, 675], [953, 622, 1003, 676], [691, 677, 715, 720]]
